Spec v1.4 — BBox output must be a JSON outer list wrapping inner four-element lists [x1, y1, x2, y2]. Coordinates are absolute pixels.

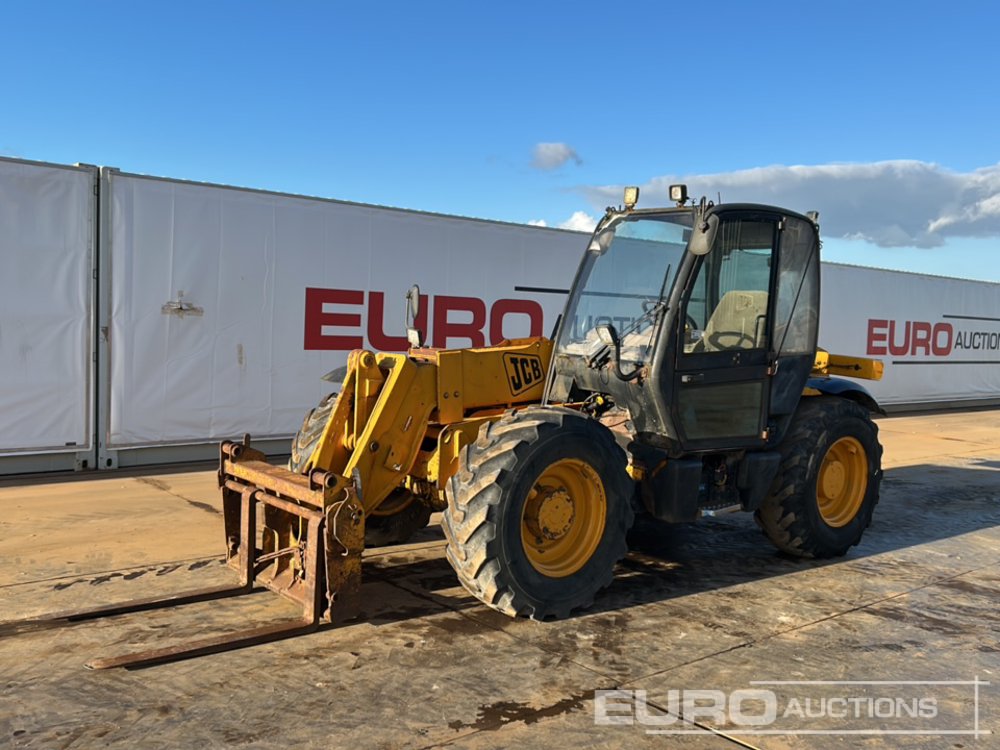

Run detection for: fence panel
[[0, 158, 96, 471]]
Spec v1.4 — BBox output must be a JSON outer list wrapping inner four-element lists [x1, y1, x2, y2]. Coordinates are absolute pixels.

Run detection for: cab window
[[683, 219, 776, 354]]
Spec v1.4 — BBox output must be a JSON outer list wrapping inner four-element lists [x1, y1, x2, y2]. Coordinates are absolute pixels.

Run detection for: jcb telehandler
[[18, 185, 884, 668]]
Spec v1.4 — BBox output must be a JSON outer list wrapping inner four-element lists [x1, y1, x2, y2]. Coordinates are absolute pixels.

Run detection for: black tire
[[365, 489, 433, 547], [288, 393, 337, 473], [289, 392, 430, 546], [443, 406, 634, 620], [756, 396, 882, 558]]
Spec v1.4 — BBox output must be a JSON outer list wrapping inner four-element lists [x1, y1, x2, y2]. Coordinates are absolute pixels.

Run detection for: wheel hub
[[525, 488, 575, 541], [820, 460, 846, 498]]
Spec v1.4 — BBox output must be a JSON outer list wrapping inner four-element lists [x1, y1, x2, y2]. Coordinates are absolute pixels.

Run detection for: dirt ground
[[1, 409, 998, 749]]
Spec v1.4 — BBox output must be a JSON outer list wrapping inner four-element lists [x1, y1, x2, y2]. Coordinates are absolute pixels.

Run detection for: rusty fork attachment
[[3, 436, 365, 670]]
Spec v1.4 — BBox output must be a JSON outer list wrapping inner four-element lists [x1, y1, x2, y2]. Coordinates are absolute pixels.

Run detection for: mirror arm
[[611, 336, 643, 382], [405, 284, 424, 348]]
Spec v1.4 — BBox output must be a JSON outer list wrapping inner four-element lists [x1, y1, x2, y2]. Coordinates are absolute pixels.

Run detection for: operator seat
[[701, 290, 769, 352]]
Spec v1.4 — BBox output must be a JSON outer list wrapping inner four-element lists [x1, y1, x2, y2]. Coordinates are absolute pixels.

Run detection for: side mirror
[[687, 213, 719, 256], [405, 284, 424, 348], [586, 323, 618, 369], [595, 324, 619, 347]]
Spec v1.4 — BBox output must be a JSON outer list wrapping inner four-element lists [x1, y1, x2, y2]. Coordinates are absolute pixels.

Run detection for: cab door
[[673, 215, 777, 450]]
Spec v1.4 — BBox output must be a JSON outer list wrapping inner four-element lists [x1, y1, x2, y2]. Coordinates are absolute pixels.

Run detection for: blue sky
[[3, 1, 999, 281]]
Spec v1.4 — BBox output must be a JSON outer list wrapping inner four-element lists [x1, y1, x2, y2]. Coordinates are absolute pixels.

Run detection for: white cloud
[[527, 219, 548, 227], [532, 142, 582, 170], [583, 160, 1000, 248], [558, 210, 597, 232]]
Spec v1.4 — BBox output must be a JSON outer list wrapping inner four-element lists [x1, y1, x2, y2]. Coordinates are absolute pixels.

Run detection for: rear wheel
[[364, 488, 433, 547], [756, 396, 882, 558], [289, 392, 430, 546], [443, 406, 634, 619]]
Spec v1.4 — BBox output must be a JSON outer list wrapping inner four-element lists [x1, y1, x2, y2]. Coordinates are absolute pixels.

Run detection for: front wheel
[[756, 396, 882, 558], [443, 407, 634, 620]]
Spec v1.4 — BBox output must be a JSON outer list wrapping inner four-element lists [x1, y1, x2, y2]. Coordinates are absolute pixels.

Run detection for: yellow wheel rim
[[520, 458, 606, 578], [817, 436, 868, 527]]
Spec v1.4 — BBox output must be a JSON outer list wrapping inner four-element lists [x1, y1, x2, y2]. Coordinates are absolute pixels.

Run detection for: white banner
[[105, 173, 1000, 449], [0, 159, 94, 453], [819, 264, 1000, 405], [106, 174, 581, 447]]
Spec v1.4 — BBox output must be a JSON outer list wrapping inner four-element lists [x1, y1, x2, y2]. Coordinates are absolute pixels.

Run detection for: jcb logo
[[503, 353, 544, 395]]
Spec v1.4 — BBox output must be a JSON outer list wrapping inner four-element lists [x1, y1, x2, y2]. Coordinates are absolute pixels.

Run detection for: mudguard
[[805, 377, 884, 415]]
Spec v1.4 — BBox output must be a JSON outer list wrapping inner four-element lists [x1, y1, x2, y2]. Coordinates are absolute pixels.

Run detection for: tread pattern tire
[[288, 393, 337, 473], [364, 492, 433, 547], [288, 392, 429, 546], [756, 396, 882, 558], [442, 406, 634, 620]]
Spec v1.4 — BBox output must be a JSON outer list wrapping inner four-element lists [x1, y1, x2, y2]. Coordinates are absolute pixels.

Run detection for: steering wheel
[[707, 330, 754, 350]]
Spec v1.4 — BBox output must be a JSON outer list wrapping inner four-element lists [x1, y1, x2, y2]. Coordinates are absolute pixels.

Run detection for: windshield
[[557, 211, 692, 364]]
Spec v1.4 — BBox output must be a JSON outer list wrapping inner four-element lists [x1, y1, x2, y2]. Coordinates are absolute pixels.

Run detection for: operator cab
[[546, 186, 821, 454]]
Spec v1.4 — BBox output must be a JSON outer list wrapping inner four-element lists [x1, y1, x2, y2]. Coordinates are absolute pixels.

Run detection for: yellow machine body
[[812, 349, 884, 381], [218, 334, 881, 624]]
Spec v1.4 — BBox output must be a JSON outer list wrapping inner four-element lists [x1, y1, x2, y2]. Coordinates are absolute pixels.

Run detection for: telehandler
[[17, 185, 884, 668]]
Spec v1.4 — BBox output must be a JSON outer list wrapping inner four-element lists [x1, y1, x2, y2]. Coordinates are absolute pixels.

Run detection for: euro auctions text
[[595, 678, 991, 738], [303, 287, 544, 351], [867, 318, 1000, 359]]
